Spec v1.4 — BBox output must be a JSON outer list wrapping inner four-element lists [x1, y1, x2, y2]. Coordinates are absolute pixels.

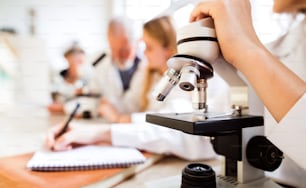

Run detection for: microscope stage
[[146, 113, 263, 136]]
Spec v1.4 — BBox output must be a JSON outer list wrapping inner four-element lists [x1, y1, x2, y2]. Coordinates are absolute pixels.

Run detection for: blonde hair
[[143, 16, 177, 55], [140, 16, 177, 111]]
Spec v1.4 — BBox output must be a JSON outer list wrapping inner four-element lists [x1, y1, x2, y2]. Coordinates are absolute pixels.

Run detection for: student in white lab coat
[[48, 45, 93, 115], [190, 0, 306, 185], [46, 16, 230, 160], [89, 17, 146, 116], [265, 3, 306, 187]]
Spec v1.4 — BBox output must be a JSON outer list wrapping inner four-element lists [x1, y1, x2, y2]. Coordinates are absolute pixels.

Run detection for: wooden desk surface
[[2, 103, 305, 187], [0, 104, 221, 188]]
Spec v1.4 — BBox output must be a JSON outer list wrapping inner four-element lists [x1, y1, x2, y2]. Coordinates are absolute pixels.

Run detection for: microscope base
[[217, 176, 282, 188], [145, 175, 282, 188]]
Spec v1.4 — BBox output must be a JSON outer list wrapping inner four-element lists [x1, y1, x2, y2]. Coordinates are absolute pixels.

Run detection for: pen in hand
[[55, 103, 80, 140]]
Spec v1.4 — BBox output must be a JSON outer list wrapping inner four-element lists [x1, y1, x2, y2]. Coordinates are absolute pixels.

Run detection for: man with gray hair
[[89, 16, 146, 119]]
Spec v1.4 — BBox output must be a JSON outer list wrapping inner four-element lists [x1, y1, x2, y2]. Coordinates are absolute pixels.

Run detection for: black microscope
[[146, 18, 283, 188]]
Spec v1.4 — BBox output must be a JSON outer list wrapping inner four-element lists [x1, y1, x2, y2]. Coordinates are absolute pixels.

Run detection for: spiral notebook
[[26, 146, 146, 171]]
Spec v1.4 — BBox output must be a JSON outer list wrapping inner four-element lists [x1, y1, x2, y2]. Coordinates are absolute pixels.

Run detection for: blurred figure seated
[[88, 16, 146, 118], [48, 44, 97, 118]]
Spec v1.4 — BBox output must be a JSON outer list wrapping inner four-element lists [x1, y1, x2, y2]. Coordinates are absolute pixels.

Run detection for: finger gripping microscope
[[146, 18, 284, 188]]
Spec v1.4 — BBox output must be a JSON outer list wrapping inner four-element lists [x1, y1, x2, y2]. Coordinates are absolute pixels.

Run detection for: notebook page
[[26, 146, 146, 171]]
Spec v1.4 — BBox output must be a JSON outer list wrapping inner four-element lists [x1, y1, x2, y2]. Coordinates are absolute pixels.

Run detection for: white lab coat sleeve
[[130, 112, 146, 123], [265, 93, 306, 170], [111, 122, 217, 161], [147, 85, 194, 114], [159, 96, 193, 113]]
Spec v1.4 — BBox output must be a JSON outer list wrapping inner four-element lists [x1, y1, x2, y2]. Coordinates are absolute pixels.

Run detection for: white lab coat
[[265, 18, 306, 186], [53, 76, 84, 101], [52, 60, 94, 101], [89, 52, 147, 114], [51, 66, 99, 115], [110, 70, 230, 161]]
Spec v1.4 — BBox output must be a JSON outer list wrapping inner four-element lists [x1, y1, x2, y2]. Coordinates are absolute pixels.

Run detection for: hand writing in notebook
[[55, 103, 80, 140], [46, 123, 111, 151]]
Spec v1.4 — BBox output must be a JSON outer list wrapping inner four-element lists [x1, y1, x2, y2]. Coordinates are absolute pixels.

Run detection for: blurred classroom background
[[0, 0, 298, 107]]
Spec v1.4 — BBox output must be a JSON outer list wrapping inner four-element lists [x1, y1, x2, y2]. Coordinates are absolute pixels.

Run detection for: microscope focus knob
[[246, 136, 283, 172]]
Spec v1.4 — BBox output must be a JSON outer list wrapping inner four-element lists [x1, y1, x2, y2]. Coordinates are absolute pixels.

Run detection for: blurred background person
[[89, 16, 147, 118], [46, 16, 230, 161], [48, 44, 96, 117]]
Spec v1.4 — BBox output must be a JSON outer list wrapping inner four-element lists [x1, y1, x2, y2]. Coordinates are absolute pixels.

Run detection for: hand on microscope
[[190, 0, 306, 122]]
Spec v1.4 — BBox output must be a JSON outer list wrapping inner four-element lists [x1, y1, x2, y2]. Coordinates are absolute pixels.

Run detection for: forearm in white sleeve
[[266, 93, 306, 170], [111, 123, 217, 161], [130, 112, 148, 123]]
